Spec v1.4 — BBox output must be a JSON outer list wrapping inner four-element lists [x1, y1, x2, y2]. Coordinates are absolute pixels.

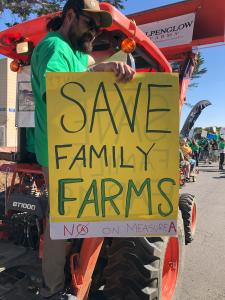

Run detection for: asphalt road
[[179, 161, 225, 300]]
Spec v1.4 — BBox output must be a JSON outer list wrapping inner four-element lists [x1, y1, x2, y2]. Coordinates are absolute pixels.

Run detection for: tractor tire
[[179, 193, 197, 245], [103, 212, 185, 300]]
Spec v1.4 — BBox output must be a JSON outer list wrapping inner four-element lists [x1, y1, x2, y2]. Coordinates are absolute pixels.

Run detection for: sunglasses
[[80, 13, 101, 32]]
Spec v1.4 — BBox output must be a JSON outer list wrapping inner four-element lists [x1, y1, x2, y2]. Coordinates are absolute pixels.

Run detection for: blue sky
[[0, 0, 225, 128]]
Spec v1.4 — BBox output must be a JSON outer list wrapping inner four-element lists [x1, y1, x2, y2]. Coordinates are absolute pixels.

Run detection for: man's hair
[[47, 0, 84, 31], [47, 15, 64, 31]]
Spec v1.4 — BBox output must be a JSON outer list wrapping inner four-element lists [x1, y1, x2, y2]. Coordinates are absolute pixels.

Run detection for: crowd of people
[[179, 135, 225, 182]]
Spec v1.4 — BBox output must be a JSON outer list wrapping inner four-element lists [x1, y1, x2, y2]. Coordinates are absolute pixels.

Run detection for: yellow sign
[[46, 72, 179, 239]]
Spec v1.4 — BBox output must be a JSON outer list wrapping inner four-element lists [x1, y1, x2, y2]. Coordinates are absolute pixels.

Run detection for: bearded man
[[31, 0, 135, 299]]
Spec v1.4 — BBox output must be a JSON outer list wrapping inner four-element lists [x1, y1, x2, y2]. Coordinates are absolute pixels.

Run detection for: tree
[[185, 52, 208, 105], [0, 0, 126, 26], [188, 52, 207, 88], [172, 52, 207, 108]]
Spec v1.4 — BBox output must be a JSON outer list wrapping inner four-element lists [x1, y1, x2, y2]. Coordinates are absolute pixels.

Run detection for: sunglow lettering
[[146, 21, 194, 37]]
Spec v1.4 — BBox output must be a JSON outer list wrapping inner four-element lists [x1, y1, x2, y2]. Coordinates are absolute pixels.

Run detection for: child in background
[[180, 138, 196, 179]]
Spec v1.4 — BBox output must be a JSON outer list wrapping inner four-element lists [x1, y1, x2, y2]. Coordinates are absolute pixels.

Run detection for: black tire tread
[[103, 214, 185, 300], [103, 237, 165, 300], [179, 193, 196, 244]]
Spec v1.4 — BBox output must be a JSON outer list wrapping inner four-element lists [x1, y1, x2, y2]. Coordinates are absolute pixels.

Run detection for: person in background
[[211, 138, 219, 162], [202, 137, 210, 164], [179, 148, 191, 180], [218, 137, 225, 170], [190, 138, 199, 167], [180, 138, 196, 180], [198, 137, 207, 163], [197, 138, 203, 160]]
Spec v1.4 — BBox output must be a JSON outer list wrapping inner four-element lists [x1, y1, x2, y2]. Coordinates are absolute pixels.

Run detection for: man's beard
[[69, 30, 95, 53]]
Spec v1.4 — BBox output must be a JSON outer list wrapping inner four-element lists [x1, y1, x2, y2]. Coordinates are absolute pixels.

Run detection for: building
[[0, 58, 17, 147]]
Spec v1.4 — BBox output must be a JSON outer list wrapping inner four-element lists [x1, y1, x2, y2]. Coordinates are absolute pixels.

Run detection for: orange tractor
[[0, 0, 224, 299]]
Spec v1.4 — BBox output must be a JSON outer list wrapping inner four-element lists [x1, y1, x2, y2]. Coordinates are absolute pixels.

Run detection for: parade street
[[180, 162, 225, 300]]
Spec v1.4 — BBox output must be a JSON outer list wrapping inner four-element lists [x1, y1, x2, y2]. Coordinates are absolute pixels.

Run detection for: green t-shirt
[[190, 143, 199, 153], [219, 141, 225, 150], [31, 32, 88, 167]]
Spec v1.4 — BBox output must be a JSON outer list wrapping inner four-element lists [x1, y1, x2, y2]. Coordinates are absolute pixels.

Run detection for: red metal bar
[[0, 163, 43, 174], [71, 238, 104, 300]]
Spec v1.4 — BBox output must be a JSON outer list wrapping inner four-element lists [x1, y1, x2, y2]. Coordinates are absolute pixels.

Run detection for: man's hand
[[90, 61, 135, 82]]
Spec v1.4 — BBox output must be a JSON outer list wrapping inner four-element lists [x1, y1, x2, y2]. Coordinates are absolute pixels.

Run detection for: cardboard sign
[[207, 133, 216, 140], [201, 129, 208, 138], [46, 72, 179, 239], [139, 13, 195, 48], [220, 128, 225, 136]]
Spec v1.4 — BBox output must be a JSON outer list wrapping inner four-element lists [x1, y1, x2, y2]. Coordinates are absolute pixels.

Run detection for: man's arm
[[88, 55, 96, 67]]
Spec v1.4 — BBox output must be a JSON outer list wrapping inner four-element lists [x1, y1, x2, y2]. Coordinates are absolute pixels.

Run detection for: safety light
[[121, 38, 136, 53], [16, 41, 33, 55], [10, 60, 21, 72]]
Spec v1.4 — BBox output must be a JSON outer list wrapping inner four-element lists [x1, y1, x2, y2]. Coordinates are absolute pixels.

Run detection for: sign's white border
[[50, 219, 177, 239]]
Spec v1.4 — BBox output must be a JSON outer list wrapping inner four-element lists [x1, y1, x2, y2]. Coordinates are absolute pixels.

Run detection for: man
[[31, 0, 135, 299], [201, 137, 210, 163], [189, 138, 199, 167], [218, 137, 225, 170], [211, 138, 218, 162]]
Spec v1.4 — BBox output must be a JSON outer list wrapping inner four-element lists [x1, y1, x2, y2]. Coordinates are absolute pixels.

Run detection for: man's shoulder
[[32, 32, 73, 64], [38, 32, 69, 50]]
